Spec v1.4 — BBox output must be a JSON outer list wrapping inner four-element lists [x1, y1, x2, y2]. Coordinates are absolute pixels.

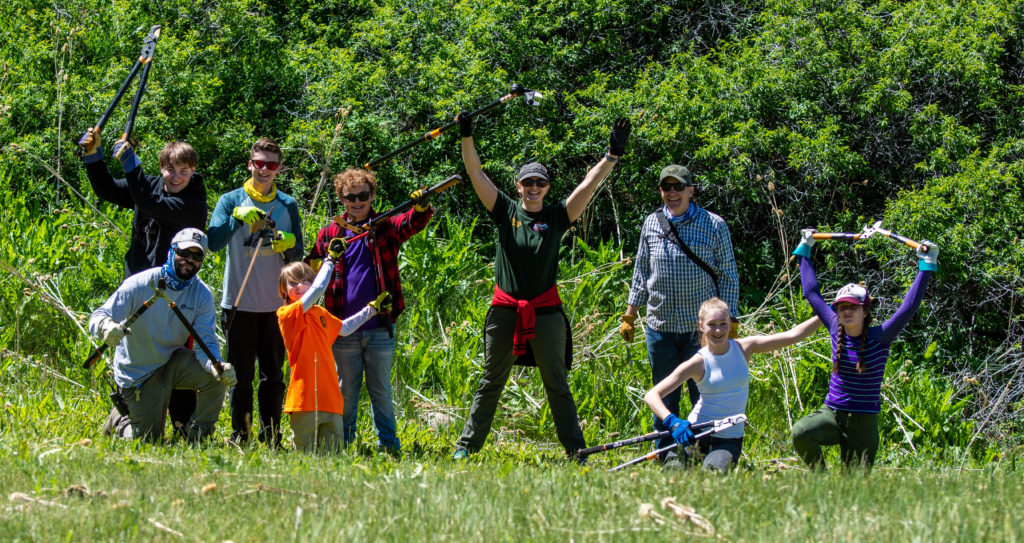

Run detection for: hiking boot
[[452, 448, 470, 461]]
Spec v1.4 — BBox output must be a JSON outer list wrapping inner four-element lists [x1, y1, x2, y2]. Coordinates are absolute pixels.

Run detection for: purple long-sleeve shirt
[[799, 256, 933, 413]]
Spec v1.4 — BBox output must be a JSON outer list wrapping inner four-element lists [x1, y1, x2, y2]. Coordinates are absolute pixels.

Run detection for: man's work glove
[[918, 240, 939, 271], [619, 314, 636, 342], [608, 117, 631, 157], [411, 188, 430, 212], [216, 362, 238, 387], [368, 291, 392, 314], [662, 414, 695, 446], [98, 317, 127, 348], [792, 228, 816, 258], [78, 128, 103, 162], [456, 110, 473, 138], [271, 231, 296, 253], [113, 139, 141, 173], [328, 237, 348, 260], [232, 206, 266, 225]]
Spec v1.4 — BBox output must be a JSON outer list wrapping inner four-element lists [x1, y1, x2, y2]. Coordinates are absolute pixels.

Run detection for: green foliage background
[[2, 0, 1023, 459]]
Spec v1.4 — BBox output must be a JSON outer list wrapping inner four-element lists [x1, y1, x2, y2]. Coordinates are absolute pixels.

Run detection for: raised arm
[[565, 158, 618, 223], [299, 257, 335, 314], [565, 118, 630, 223], [458, 111, 498, 212], [643, 353, 706, 421], [880, 242, 938, 342], [739, 316, 823, 357]]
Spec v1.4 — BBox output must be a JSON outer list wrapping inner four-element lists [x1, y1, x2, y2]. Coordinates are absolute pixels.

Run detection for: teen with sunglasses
[[620, 164, 740, 461], [452, 112, 631, 461], [208, 137, 304, 447], [303, 167, 433, 454]]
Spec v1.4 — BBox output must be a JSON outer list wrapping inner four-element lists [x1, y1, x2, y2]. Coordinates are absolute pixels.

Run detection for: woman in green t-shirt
[[453, 112, 631, 460]]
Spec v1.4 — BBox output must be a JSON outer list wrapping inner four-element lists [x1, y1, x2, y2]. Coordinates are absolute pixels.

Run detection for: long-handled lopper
[[151, 279, 226, 375], [83, 285, 164, 369], [363, 84, 542, 170], [576, 416, 739, 460], [78, 25, 161, 154], [871, 221, 932, 254], [335, 174, 462, 245], [608, 414, 747, 472]]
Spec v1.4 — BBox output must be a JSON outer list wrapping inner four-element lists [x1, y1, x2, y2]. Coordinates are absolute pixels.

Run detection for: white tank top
[[687, 339, 749, 439]]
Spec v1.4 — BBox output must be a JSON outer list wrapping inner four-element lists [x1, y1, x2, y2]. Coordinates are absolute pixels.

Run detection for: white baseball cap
[[171, 228, 208, 256]]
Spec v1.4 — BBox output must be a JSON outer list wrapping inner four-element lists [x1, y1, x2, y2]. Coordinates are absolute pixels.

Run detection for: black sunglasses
[[342, 190, 372, 202], [520, 178, 550, 188], [660, 181, 689, 192], [174, 247, 205, 263], [250, 159, 280, 171]]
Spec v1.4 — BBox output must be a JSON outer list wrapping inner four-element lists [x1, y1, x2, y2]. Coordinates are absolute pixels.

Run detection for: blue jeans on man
[[332, 326, 400, 451], [646, 328, 702, 453]]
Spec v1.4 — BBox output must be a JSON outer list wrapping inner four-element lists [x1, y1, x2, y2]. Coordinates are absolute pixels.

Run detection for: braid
[[833, 325, 845, 374], [855, 313, 874, 373]]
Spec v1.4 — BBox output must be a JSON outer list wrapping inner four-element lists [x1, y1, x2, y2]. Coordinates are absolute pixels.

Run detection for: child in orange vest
[[277, 239, 390, 452]]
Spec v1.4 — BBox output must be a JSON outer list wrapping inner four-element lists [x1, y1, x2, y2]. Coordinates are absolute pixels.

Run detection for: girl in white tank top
[[644, 298, 822, 469]]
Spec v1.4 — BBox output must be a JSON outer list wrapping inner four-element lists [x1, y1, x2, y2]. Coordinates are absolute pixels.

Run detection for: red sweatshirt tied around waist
[[491, 284, 562, 356]]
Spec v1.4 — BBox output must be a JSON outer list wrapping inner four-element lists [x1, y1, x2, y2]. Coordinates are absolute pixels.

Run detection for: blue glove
[[792, 228, 816, 258], [113, 140, 141, 173], [918, 240, 939, 271], [79, 128, 104, 163], [662, 414, 694, 446]]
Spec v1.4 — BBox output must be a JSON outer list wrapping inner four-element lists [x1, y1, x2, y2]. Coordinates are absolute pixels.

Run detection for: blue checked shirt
[[627, 204, 740, 334]]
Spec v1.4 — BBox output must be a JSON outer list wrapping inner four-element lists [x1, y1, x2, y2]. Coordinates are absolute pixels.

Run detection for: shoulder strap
[[655, 211, 721, 298]]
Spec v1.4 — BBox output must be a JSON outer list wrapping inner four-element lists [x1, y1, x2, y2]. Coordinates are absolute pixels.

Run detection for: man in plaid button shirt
[[620, 164, 739, 458]]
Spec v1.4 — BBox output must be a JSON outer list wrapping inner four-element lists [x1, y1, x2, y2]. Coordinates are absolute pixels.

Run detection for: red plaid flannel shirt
[[305, 205, 433, 323]]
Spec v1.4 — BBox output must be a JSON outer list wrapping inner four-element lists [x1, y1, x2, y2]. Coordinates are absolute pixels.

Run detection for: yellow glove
[[271, 231, 296, 253], [232, 206, 266, 225], [619, 314, 636, 342], [410, 188, 430, 212], [368, 291, 392, 314], [328, 237, 348, 260]]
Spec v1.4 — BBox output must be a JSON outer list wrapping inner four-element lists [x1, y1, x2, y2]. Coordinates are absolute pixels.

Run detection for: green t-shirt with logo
[[489, 191, 571, 299]]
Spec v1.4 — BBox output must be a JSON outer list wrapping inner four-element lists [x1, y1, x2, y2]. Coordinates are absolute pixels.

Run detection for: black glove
[[609, 117, 631, 156], [457, 110, 473, 138]]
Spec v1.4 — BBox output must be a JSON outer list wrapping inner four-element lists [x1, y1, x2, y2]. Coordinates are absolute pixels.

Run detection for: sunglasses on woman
[[520, 178, 549, 188], [342, 190, 372, 202], [250, 159, 280, 171]]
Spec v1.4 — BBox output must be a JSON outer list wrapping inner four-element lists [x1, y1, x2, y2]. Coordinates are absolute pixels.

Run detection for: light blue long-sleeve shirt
[[89, 268, 221, 388]]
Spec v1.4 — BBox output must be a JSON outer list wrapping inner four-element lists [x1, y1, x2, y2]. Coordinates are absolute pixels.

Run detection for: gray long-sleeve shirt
[[89, 268, 221, 388]]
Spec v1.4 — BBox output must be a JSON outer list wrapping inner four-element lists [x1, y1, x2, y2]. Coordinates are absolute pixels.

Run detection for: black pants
[[222, 309, 286, 444]]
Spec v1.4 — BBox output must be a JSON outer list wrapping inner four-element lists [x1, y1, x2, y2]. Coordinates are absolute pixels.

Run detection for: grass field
[[2, 434, 1022, 542], [0, 364, 1020, 543]]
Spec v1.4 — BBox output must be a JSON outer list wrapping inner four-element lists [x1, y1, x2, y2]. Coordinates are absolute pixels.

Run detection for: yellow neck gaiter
[[244, 178, 276, 203]]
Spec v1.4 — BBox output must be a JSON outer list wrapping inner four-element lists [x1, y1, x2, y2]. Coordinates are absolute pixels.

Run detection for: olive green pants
[[458, 307, 585, 455], [792, 406, 879, 469]]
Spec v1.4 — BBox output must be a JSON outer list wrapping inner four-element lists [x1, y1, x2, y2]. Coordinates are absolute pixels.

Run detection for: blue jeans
[[332, 326, 400, 450], [646, 328, 702, 452]]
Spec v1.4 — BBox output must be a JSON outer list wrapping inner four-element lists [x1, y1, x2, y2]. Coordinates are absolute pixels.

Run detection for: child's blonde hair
[[278, 261, 315, 301], [697, 297, 731, 346]]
